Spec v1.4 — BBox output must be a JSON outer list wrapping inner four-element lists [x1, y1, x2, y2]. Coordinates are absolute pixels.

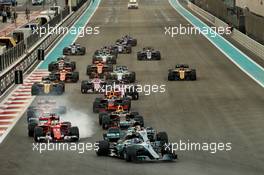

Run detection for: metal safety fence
[[0, 0, 90, 96], [0, 8, 70, 72]]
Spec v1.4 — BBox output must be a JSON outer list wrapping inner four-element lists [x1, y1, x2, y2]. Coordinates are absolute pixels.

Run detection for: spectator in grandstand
[[2, 10, 7, 23]]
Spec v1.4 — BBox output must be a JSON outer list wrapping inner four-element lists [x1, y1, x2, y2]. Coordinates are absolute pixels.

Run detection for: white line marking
[[169, 0, 264, 88]]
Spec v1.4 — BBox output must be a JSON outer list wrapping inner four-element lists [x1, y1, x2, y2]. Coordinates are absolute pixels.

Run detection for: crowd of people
[[0, 6, 17, 23]]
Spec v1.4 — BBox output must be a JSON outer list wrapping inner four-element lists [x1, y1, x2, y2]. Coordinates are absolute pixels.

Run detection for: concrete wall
[[188, 2, 264, 61], [193, 0, 239, 26], [245, 10, 264, 43], [192, 0, 264, 44], [236, 0, 264, 17]]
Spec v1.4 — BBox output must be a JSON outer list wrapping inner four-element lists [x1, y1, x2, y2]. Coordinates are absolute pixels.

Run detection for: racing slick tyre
[[131, 39, 137, 46], [156, 52, 161, 60], [132, 92, 139, 100], [31, 84, 39, 95], [130, 112, 139, 118], [28, 122, 37, 137], [161, 144, 177, 159], [61, 83, 66, 92], [80, 47, 86, 55], [96, 140, 109, 156], [81, 80, 91, 94], [71, 62, 76, 70], [81, 87, 86, 94], [130, 72, 136, 83], [137, 53, 142, 60], [48, 63, 56, 72], [93, 98, 102, 113], [107, 65, 113, 72], [81, 84, 88, 93], [156, 132, 169, 146], [34, 127, 44, 142], [93, 102, 100, 113], [72, 72, 79, 82], [190, 69, 196, 81], [86, 65, 92, 76], [161, 144, 172, 155], [92, 58, 97, 64], [63, 48, 69, 55], [54, 84, 64, 95], [124, 147, 137, 162], [102, 115, 111, 130], [126, 45, 132, 54], [99, 112, 108, 125], [27, 109, 36, 121], [112, 58, 117, 64], [168, 72, 175, 81], [69, 126, 79, 142], [125, 86, 139, 100], [134, 115, 144, 127]]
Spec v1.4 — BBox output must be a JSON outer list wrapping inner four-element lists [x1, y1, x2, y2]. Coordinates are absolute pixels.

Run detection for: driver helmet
[[133, 138, 141, 144], [116, 105, 124, 113], [107, 91, 115, 99]]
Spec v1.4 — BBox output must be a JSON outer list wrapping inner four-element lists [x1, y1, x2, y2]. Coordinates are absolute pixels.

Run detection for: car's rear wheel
[[27, 109, 36, 121], [63, 48, 69, 55], [132, 92, 139, 100], [34, 127, 44, 142], [130, 72, 136, 83], [161, 144, 171, 156], [69, 126, 79, 142], [28, 122, 37, 137], [71, 62, 76, 70], [48, 63, 55, 72], [86, 65, 92, 75], [93, 102, 100, 113], [156, 132, 168, 145], [134, 115, 144, 127], [81, 87, 86, 94], [112, 58, 117, 64], [80, 47, 86, 55], [137, 53, 142, 60], [168, 72, 175, 81], [156, 52, 161, 60], [107, 65, 113, 72], [56, 84, 64, 95], [72, 72, 79, 82], [99, 112, 108, 125], [31, 85, 39, 95], [102, 115, 111, 130], [97, 140, 109, 156], [132, 39, 137, 46], [190, 69, 196, 80], [127, 45, 132, 53], [130, 112, 139, 118]]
